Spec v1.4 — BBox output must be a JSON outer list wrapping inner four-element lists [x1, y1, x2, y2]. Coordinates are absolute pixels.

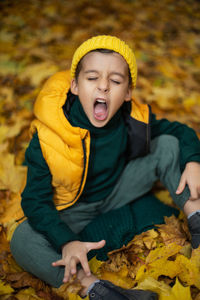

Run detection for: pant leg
[[10, 220, 64, 288], [150, 135, 190, 209], [100, 134, 190, 212]]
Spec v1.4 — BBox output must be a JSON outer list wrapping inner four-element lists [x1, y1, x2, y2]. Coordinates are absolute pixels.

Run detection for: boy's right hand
[[52, 240, 105, 283]]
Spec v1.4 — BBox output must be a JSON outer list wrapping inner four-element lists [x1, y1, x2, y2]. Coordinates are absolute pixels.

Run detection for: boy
[[11, 35, 200, 300]]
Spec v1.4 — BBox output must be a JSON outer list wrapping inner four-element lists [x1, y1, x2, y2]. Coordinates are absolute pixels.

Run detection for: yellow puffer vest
[[30, 70, 150, 211]]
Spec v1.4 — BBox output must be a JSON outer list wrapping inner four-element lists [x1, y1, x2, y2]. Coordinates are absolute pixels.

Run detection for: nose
[[97, 78, 109, 92]]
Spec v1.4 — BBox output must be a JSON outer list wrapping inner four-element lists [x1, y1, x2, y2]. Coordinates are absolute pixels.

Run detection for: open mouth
[[93, 98, 108, 121]]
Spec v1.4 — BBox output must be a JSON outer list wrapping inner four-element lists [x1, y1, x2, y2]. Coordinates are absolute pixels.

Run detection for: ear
[[70, 79, 78, 95], [124, 86, 132, 102]]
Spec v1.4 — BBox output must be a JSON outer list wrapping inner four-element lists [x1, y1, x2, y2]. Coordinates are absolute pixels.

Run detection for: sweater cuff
[[181, 154, 200, 171], [46, 222, 80, 252]]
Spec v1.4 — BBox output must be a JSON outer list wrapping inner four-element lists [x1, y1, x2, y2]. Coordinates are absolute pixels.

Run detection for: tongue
[[94, 103, 108, 120]]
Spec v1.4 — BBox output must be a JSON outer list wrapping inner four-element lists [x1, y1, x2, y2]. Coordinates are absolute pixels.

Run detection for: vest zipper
[[146, 104, 151, 153], [72, 137, 87, 201], [56, 136, 88, 207]]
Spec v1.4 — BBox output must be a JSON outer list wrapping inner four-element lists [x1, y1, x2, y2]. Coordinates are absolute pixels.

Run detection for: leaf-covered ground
[[0, 0, 200, 299]]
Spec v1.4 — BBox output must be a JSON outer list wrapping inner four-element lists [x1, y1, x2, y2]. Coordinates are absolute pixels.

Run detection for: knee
[[10, 222, 64, 288], [10, 221, 29, 258], [151, 135, 180, 172], [153, 135, 179, 156]]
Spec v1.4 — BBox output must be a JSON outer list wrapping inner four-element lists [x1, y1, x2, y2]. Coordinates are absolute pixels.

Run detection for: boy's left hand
[[176, 162, 200, 200]]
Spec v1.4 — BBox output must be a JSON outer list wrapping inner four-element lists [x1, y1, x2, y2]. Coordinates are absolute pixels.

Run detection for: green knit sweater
[[68, 96, 127, 203], [21, 97, 200, 253]]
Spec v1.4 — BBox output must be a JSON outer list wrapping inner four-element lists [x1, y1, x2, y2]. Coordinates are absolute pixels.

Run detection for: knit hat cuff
[[70, 35, 137, 88]]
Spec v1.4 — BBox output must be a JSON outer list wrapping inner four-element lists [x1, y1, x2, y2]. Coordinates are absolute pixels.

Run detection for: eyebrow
[[84, 70, 98, 74], [84, 70, 125, 79], [110, 72, 125, 79]]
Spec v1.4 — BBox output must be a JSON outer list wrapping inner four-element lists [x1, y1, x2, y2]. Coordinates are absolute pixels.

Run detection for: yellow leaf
[[142, 230, 158, 249], [136, 243, 182, 282], [0, 87, 14, 105], [68, 293, 88, 300], [0, 279, 14, 295], [0, 119, 29, 144], [183, 93, 200, 111], [157, 60, 187, 80], [154, 190, 173, 206], [152, 85, 182, 110], [137, 277, 192, 300], [19, 62, 59, 86], [100, 265, 134, 289], [136, 277, 171, 297], [169, 278, 192, 300], [53, 278, 82, 299], [0, 153, 27, 193], [0, 54, 25, 75], [176, 247, 200, 289], [89, 256, 103, 276], [15, 287, 44, 300], [136, 260, 178, 283], [183, 97, 196, 110], [146, 243, 182, 264], [179, 244, 192, 259], [0, 193, 24, 225]]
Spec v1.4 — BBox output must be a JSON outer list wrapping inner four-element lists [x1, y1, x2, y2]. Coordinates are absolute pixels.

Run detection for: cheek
[[112, 99, 124, 113], [80, 82, 94, 94]]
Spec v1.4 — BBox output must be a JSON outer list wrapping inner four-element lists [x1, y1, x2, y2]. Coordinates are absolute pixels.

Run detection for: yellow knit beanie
[[70, 35, 137, 88]]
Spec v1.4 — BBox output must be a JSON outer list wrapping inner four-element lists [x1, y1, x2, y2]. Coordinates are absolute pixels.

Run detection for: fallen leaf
[[0, 153, 27, 193], [100, 265, 134, 289], [0, 279, 14, 295], [156, 215, 188, 246], [15, 287, 44, 300], [136, 276, 171, 297], [169, 278, 192, 300], [19, 62, 59, 86]]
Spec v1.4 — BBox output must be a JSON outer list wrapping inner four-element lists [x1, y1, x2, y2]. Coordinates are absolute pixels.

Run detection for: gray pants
[[10, 135, 190, 287]]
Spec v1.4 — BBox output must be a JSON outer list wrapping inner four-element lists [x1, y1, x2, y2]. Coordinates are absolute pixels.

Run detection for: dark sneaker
[[88, 280, 158, 300], [188, 212, 200, 249]]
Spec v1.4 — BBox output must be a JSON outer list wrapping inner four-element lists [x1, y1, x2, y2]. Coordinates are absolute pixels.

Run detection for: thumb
[[85, 240, 106, 252], [176, 175, 186, 194]]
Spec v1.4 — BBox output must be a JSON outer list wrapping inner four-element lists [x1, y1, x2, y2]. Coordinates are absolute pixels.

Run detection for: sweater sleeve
[[151, 113, 200, 170], [21, 133, 79, 252]]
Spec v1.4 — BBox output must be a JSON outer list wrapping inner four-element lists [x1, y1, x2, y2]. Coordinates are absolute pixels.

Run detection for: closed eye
[[87, 77, 98, 81], [111, 80, 121, 84]]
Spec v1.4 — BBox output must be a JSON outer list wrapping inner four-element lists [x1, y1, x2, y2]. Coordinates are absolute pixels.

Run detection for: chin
[[90, 118, 108, 128]]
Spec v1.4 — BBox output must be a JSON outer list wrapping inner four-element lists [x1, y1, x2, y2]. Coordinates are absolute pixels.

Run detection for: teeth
[[96, 99, 106, 103]]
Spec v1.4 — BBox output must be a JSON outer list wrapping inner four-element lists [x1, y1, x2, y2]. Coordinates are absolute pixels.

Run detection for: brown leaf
[[156, 215, 188, 246]]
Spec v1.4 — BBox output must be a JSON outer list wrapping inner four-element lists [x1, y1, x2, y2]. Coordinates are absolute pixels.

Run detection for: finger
[[86, 240, 106, 252], [70, 256, 77, 276], [189, 186, 199, 200], [63, 264, 71, 283], [80, 255, 91, 276], [52, 259, 64, 267], [176, 176, 186, 194]]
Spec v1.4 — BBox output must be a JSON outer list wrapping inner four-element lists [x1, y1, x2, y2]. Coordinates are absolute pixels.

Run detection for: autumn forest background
[[0, 0, 200, 299]]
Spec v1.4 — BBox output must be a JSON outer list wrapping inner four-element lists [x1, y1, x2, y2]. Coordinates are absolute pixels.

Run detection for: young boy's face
[[71, 51, 132, 128]]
